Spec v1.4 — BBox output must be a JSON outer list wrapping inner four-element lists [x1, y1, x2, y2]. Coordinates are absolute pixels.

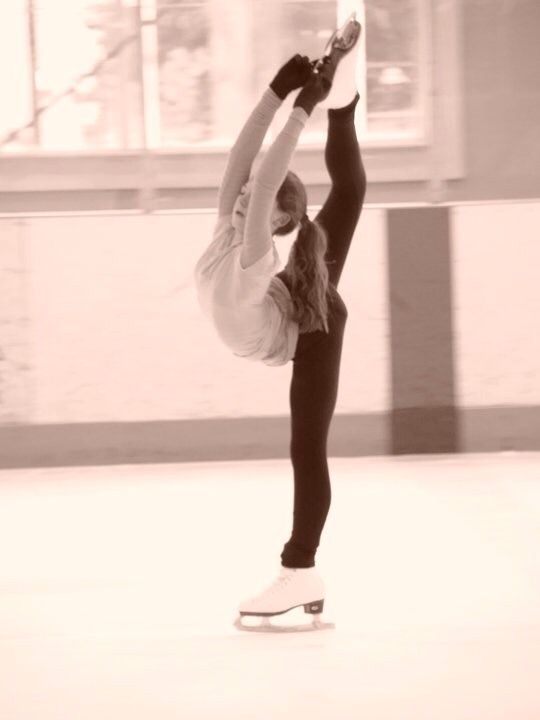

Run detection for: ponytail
[[274, 170, 332, 333], [286, 216, 330, 334]]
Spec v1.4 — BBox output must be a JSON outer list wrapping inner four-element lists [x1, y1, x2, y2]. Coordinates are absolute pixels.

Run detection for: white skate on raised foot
[[312, 12, 362, 110], [234, 566, 335, 633]]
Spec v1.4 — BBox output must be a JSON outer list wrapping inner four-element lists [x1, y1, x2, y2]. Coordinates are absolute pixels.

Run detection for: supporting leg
[[281, 306, 347, 569]]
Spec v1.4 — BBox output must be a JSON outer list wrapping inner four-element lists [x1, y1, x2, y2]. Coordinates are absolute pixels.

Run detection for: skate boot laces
[[247, 569, 318, 605], [244, 572, 290, 603], [265, 572, 292, 597]]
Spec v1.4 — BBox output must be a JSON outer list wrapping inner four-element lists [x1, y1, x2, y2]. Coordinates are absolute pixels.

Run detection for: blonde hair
[[275, 171, 331, 333]]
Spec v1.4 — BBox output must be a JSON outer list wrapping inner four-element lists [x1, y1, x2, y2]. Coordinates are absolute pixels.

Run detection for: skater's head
[[231, 174, 292, 236], [232, 168, 330, 334]]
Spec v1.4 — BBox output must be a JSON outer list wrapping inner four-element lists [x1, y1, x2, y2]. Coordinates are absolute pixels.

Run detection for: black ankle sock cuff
[[328, 92, 360, 117]]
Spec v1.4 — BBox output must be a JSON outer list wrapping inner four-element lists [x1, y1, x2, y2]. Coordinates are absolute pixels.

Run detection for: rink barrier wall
[[0, 201, 539, 469], [3, 407, 540, 470]]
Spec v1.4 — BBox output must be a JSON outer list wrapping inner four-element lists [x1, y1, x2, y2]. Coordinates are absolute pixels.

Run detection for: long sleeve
[[240, 105, 309, 269], [217, 87, 284, 218]]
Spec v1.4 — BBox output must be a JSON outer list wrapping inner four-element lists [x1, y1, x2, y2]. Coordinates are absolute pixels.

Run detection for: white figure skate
[[311, 11, 362, 110], [234, 566, 335, 633]]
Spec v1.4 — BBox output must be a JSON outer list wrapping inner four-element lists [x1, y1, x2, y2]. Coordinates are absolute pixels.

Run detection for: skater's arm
[[240, 105, 309, 269], [217, 88, 283, 218]]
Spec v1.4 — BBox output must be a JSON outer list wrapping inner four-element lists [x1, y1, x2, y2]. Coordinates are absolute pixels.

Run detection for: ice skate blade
[[322, 12, 361, 58], [312, 16, 361, 74], [317, 19, 362, 110], [234, 616, 335, 633]]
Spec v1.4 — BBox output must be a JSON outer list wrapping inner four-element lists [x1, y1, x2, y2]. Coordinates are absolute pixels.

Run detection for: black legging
[[276, 93, 366, 568]]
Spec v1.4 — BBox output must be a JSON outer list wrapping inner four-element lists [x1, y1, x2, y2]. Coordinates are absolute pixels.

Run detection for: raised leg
[[315, 94, 366, 288], [279, 95, 365, 571]]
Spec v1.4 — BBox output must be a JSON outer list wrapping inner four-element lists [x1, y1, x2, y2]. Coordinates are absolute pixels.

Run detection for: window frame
[[0, 0, 464, 200]]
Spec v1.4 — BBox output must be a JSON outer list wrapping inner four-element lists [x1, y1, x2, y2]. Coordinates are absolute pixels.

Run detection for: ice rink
[[1, 452, 539, 719]]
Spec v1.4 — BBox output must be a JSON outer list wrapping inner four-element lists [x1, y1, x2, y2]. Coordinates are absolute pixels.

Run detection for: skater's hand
[[270, 54, 313, 100], [293, 62, 333, 112]]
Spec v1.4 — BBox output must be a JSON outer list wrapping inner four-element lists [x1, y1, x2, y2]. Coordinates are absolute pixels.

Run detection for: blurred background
[[1, 0, 540, 468], [1, 0, 426, 154]]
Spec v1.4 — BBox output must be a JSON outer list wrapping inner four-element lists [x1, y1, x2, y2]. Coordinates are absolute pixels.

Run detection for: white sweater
[[194, 87, 309, 366]]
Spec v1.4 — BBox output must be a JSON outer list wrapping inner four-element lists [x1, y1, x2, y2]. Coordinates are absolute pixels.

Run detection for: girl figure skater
[[194, 14, 366, 632]]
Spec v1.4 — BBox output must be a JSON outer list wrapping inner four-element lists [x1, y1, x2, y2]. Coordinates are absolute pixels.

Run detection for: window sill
[[0, 141, 464, 195]]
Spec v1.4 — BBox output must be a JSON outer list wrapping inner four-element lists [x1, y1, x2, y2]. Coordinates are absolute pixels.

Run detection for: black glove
[[294, 59, 334, 108], [270, 54, 313, 99]]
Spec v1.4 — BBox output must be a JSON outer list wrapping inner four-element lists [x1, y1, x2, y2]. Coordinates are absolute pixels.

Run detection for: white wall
[[0, 219, 30, 422], [2, 202, 538, 427], [452, 202, 540, 408], [0, 209, 389, 424]]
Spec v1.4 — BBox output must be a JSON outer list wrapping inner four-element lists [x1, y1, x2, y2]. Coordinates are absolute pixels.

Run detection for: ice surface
[[0, 453, 539, 719]]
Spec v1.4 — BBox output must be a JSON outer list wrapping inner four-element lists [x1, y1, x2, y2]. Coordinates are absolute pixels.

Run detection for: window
[[265, 0, 429, 148], [153, 0, 211, 145], [1, 0, 429, 151], [0, 0, 462, 201], [1, 0, 144, 152]]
